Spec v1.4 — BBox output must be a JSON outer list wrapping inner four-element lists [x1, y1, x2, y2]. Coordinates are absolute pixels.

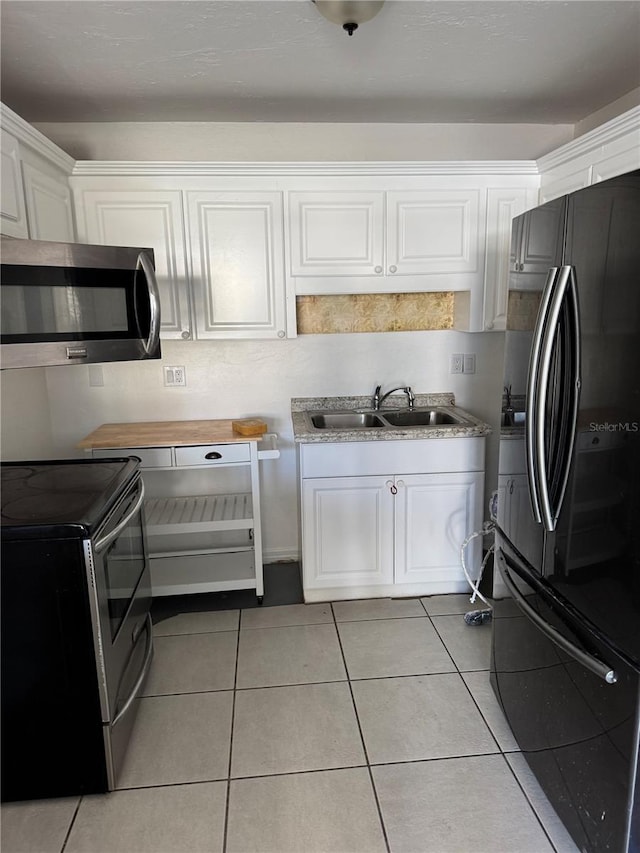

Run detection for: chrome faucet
[[373, 384, 415, 410], [503, 384, 515, 426]]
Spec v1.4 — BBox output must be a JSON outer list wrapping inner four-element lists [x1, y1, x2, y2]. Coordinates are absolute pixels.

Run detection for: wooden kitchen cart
[[78, 420, 279, 601]]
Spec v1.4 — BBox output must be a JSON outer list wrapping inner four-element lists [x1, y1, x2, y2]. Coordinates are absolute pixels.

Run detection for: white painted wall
[[45, 331, 505, 560], [34, 121, 574, 162], [0, 367, 54, 460]]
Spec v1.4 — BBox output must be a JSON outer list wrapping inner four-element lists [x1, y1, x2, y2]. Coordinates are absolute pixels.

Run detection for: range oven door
[[85, 472, 153, 788], [491, 541, 640, 852]]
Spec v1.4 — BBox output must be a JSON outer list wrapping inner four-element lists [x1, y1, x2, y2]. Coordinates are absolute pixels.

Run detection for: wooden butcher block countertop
[[77, 419, 264, 449]]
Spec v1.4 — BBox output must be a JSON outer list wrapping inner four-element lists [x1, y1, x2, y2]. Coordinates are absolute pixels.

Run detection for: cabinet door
[[288, 191, 384, 277], [79, 190, 191, 340], [187, 191, 288, 339], [301, 476, 394, 591], [394, 472, 483, 586], [0, 129, 28, 238], [513, 200, 563, 273], [483, 188, 535, 331], [22, 163, 74, 242], [386, 190, 480, 277]]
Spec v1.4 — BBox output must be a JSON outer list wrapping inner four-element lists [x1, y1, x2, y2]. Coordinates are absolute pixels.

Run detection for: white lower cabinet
[[299, 438, 484, 602], [302, 476, 395, 589]]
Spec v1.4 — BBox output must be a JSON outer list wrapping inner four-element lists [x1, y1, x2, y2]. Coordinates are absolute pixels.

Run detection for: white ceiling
[[1, 0, 640, 125]]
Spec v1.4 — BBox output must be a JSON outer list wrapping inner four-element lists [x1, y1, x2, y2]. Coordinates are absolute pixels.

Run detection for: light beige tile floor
[[1, 595, 579, 853]]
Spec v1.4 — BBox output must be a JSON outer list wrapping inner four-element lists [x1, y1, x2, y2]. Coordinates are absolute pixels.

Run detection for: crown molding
[[71, 160, 540, 178], [537, 105, 640, 172], [0, 102, 75, 174]]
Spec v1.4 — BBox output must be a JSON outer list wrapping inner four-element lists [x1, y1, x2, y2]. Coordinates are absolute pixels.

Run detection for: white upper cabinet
[[288, 191, 384, 277], [481, 187, 538, 331], [538, 106, 640, 203], [289, 185, 483, 294], [1, 129, 28, 238], [1, 106, 76, 242], [510, 196, 564, 281], [22, 163, 74, 242], [386, 190, 480, 277], [186, 191, 288, 340], [77, 190, 191, 340]]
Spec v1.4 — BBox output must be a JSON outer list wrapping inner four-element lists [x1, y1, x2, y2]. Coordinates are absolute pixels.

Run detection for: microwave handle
[[94, 479, 145, 554], [137, 251, 161, 356]]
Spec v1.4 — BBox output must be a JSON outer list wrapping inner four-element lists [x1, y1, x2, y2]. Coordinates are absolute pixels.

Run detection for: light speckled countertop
[[292, 393, 492, 443]]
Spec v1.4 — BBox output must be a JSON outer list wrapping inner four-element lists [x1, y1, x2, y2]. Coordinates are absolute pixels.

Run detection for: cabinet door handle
[[396, 479, 405, 489], [205, 451, 223, 460], [386, 480, 397, 495], [389, 265, 397, 274], [374, 265, 383, 274]]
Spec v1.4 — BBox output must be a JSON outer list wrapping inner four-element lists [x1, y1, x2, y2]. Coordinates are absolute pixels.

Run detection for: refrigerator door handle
[[535, 265, 581, 531], [498, 555, 617, 684], [526, 266, 559, 524]]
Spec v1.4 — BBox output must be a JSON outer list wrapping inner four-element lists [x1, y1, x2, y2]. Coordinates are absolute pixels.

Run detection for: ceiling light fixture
[[312, 0, 385, 36]]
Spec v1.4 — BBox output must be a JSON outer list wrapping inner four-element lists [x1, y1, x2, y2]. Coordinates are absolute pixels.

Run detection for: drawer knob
[[205, 451, 223, 460]]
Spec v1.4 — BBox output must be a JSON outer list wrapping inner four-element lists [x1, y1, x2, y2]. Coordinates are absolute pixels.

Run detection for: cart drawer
[[92, 446, 173, 469], [175, 444, 250, 467]]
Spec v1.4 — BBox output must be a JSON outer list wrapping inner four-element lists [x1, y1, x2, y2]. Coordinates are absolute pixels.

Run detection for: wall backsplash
[[296, 292, 454, 334]]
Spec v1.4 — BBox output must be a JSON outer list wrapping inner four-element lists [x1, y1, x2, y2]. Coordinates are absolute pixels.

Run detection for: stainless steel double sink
[[308, 407, 470, 431]]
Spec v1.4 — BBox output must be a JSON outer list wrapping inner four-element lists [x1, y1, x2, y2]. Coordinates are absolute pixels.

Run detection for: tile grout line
[[330, 601, 392, 853], [502, 754, 563, 853], [222, 610, 242, 853], [58, 795, 83, 853]]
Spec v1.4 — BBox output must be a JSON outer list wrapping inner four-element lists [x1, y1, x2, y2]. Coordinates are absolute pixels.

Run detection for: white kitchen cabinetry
[[510, 197, 564, 276], [1, 129, 29, 238], [91, 434, 279, 599], [481, 186, 538, 331], [538, 106, 640, 203], [22, 162, 75, 242], [76, 190, 191, 340], [299, 438, 484, 602], [288, 191, 384, 277], [186, 191, 288, 339], [290, 187, 482, 294], [1, 105, 76, 242]]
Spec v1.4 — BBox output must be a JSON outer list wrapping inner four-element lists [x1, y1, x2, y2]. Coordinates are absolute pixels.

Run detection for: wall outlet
[[450, 354, 464, 374], [88, 365, 104, 387], [164, 365, 186, 387]]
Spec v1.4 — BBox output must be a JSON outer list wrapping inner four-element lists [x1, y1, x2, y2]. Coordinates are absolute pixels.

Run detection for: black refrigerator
[[491, 170, 640, 852]]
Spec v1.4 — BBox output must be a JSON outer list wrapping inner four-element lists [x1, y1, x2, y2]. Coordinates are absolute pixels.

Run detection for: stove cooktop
[[1, 458, 140, 534]]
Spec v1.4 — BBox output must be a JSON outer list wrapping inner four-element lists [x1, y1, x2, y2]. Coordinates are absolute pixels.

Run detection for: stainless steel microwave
[[0, 237, 161, 369]]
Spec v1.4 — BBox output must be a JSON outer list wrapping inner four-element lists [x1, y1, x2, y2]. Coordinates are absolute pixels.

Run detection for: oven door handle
[[113, 614, 154, 727], [94, 479, 145, 554], [499, 557, 617, 684]]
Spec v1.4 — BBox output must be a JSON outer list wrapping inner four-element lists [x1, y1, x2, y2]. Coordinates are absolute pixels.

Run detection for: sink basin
[[382, 409, 460, 427], [310, 412, 385, 429]]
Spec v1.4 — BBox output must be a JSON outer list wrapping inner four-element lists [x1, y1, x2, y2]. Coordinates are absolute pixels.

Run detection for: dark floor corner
[[151, 561, 303, 625]]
